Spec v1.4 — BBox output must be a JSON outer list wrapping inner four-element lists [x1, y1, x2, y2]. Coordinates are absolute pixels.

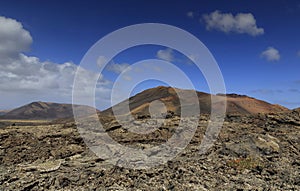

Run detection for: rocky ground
[[0, 110, 299, 190]]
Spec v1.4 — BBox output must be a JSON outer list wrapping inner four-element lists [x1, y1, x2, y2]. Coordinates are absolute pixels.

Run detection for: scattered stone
[[20, 160, 62, 173], [0, 112, 299, 190]]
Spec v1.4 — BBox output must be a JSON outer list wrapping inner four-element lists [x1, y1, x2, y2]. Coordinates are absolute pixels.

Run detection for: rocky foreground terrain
[[0, 110, 299, 190]]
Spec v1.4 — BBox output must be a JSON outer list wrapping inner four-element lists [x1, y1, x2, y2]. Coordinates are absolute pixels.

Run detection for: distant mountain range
[[0, 102, 97, 120], [0, 86, 290, 120], [294, 108, 300, 113], [0, 110, 10, 116], [101, 86, 288, 116]]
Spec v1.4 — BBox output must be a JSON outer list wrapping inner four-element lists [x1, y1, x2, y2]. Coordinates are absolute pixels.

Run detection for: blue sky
[[0, 0, 300, 109]]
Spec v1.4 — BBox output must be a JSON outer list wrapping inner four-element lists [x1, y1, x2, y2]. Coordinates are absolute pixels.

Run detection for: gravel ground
[[0, 111, 299, 190]]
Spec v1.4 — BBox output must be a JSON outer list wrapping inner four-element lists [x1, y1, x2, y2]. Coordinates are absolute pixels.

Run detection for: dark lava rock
[[0, 113, 299, 190]]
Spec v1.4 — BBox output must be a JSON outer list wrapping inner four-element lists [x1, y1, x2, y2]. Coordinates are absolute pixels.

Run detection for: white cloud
[[122, 75, 132, 81], [0, 16, 32, 58], [156, 48, 174, 62], [261, 47, 280, 61], [187, 11, 194, 18], [98, 56, 131, 74], [107, 63, 131, 74], [202, 10, 264, 36], [297, 50, 300, 57], [187, 54, 197, 62], [97, 56, 109, 68], [0, 16, 111, 109]]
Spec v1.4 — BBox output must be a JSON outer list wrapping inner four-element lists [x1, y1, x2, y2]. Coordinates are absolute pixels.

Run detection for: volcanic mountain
[[0, 101, 97, 120], [101, 86, 288, 116]]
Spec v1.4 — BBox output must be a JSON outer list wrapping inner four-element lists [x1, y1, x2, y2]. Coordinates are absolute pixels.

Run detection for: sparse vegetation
[[227, 156, 264, 171]]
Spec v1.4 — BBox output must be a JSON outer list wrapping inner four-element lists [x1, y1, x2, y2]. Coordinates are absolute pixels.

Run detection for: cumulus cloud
[[122, 75, 132, 81], [107, 63, 131, 74], [0, 16, 32, 57], [261, 47, 281, 61], [97, 56, 110, 68], [202, 10, 264, 36], [156, 48, 174, 62], [0, 16, 111, 109]]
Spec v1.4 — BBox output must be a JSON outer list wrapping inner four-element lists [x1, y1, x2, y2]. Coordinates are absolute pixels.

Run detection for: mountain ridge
[[0, 86, 291, 120], [101, 86, 289, 116], [0, 110, 10, 116]]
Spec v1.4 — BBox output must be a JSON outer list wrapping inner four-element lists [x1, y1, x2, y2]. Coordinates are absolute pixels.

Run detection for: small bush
[[227, 157, 264, 171]]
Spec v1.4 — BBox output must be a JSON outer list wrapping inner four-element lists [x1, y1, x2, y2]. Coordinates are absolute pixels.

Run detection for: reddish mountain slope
[[101, 86, 288, 116]]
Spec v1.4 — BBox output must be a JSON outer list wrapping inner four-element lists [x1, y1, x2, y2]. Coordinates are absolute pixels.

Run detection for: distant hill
[[101, 86, 288, 116], [0, 102, 98, 120], [0, 110, 10, 116], [293, 108, 300, 119]]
